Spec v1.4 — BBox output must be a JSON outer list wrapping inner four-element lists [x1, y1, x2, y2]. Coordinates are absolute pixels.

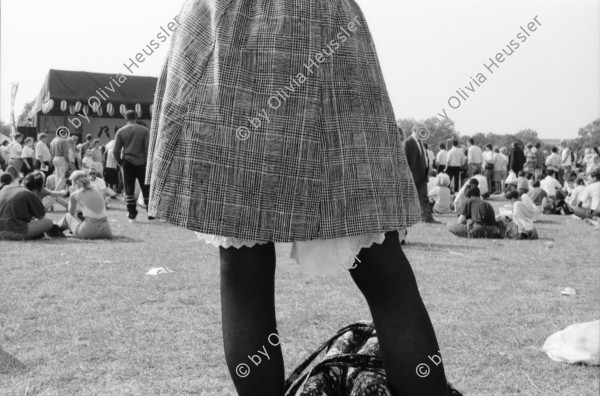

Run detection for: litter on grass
[[543, 320, 599, 365], [561, 287, 577, 296], [146, 267, 173, 276], [544, 241, 554, 249]]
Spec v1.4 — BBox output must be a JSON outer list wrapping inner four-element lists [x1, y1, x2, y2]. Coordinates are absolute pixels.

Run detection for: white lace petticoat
[[195, 230, 406, 277]]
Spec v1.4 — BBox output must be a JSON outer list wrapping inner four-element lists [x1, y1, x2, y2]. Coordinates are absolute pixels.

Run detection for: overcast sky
[[1, 0, 598, 139]]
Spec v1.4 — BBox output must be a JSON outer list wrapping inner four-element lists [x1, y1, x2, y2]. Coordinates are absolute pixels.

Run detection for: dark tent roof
[[30, 69, 157, 116]]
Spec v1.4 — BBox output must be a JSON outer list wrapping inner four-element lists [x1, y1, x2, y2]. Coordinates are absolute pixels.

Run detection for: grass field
[[1, 197, 598, 396]]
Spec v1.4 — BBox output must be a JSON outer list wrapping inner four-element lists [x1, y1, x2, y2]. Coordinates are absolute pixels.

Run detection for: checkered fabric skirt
[[147, 0, 420, 243]]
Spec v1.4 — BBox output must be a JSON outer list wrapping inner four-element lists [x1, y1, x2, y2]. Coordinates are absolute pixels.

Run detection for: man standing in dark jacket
[[508, 142, 525, 175], [402, 126, 439, 223]]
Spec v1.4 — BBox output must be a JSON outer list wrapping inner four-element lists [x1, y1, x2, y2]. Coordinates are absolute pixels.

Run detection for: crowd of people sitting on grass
[[0, 166, 113, 240], [1, 111, 152, 240], [426, 139, 600, 239]]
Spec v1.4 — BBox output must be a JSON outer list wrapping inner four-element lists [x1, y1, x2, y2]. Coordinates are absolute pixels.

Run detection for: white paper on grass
[[146, 267, 173, 276]]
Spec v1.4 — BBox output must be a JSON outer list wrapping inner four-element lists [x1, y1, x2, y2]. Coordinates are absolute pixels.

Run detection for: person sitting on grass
[[453, 177, 479, 214], [0, 171, 58, 240], [428, 172, 453, 215], [427, 169, 438, 193], [504, 190, 539, 228], [0, 173, 13, 191], [470, 168, 490, 199], [514, 171, 530, 196], [570, 168, 600, 220], [41, 173, 69, 212], [540, 169, 565, 214], [567, 177, 586, 207], [527, 180, 547, 218], [1, 166, 21, 188], [87, 168, 117, 207], [24, 171, 69, 212], [56, 171, 112, 239], [447, 185, 500, 239]]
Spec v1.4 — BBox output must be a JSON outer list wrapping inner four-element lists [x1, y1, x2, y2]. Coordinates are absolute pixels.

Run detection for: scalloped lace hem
[[195, 230, 406, 277]]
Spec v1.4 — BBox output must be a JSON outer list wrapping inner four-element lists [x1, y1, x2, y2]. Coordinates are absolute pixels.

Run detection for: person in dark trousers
[[113, 110, 152, 222], [402, 127, 439, 223], [508, 142, 525, 175], [444, 139, 466, 193]]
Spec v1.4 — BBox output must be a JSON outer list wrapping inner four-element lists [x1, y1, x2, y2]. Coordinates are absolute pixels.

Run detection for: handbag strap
[[284, 322, 375, 392]]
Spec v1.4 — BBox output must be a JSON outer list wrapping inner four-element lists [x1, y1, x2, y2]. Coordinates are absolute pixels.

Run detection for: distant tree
[[573, 118, 600, 152], [17, 99, 36, 126], [396, 118, 418, 140], [0, 120, 12, 138], [513, 129, 540, 145], [397, 117, 460, 150]]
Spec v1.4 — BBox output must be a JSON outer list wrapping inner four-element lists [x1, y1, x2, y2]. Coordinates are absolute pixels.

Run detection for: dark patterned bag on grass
[[284, 321, 462, 396]]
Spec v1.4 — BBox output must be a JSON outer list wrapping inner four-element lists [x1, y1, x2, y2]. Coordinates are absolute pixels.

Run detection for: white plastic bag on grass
[[505, 170, 517, 185], [542, 320, 599, 365]]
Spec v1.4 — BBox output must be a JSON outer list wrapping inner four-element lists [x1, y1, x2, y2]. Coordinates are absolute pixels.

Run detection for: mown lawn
[[1, 197, 598, 395]]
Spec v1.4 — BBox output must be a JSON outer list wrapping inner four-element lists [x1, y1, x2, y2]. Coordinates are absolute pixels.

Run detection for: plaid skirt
[[147, 0, 420, 242]]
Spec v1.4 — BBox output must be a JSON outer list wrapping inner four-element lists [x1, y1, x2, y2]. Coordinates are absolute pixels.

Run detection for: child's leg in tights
[[350, 230, 450, 396], [219, 243, 285, 396]]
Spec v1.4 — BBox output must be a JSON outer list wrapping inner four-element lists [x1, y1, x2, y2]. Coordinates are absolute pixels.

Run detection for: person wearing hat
[[0, 169, 55, 240], [56, 170, 112, 239], [113, 110, 150, 222]]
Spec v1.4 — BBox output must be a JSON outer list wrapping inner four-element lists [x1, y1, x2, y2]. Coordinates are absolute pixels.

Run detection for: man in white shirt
[[545, 147, 561, 173], [467, 138, 482, 177], [540, 169, 563, 198], [471, 169, 489, 198], [436, 144, 447, 173], [35, 133, 53, 177], [7, 133, 24, 171], [571, 169, 600, 219], [444, 140, 466, 193]]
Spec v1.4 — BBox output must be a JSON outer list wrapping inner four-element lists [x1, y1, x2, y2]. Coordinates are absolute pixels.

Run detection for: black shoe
[[46, 224, 65, 238], [128, 212, 138, 222], [148, 216, 156, 221]]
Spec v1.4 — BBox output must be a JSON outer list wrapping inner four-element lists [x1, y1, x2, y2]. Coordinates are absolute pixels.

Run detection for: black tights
[[219, 231, 449, 396]]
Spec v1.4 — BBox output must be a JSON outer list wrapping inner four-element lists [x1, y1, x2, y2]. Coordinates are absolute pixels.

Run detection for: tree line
[[397, 116, 600, 154]]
